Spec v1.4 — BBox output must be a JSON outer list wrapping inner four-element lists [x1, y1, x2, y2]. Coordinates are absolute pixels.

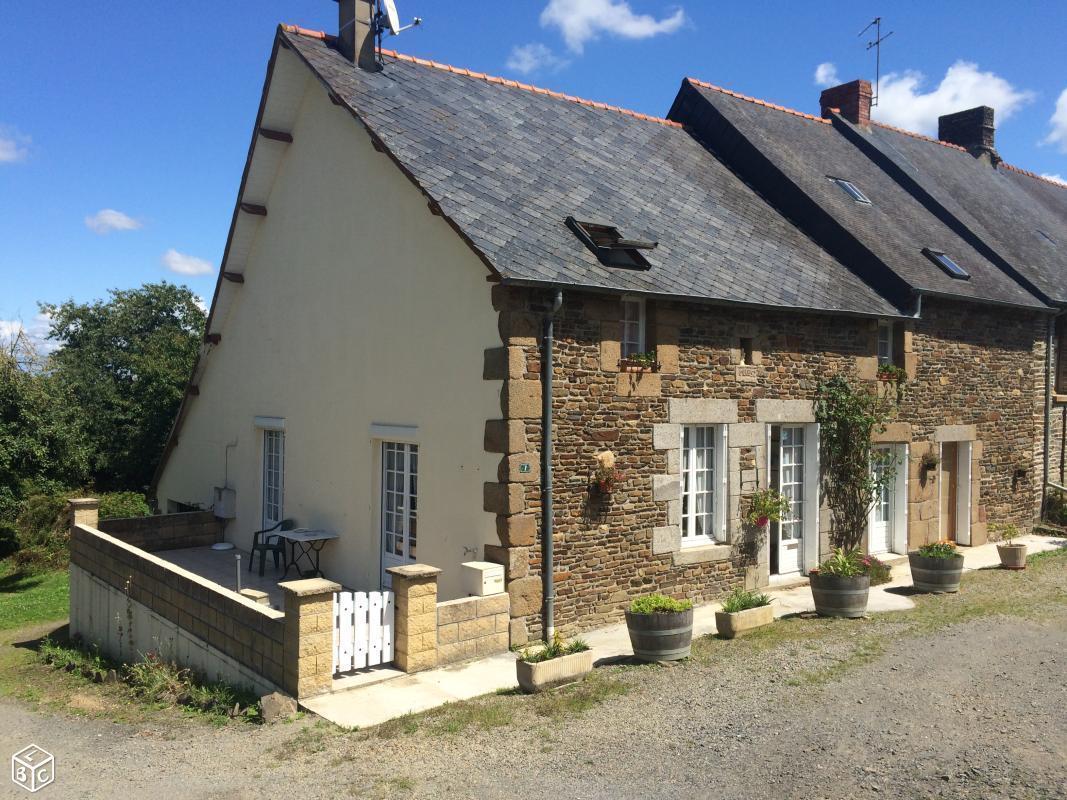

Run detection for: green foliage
[[98, 491, 151, 520], [917, 541, 960, 559], [42, 282, 205, 492], [11, 492, 72, 571], [622, 351, 658, 368], [745, 488, 791, 527], [517, 632, 590, 664], [863, 554, 893, 586], [990, 522, 1021, 543], [876, 363, 908, 382], [720, 587, 771, 613], [629, 593, 692, 614], [810, 547, 867, 578], [815, 375, 897, 551], [1045, 490, 1067, 526]]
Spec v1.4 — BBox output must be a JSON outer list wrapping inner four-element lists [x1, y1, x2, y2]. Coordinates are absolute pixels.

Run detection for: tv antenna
[[859, 17, 893, 107], [375, 0, 422, 56]]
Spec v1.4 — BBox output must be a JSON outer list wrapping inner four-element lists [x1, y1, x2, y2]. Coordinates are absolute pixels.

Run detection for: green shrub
[[629, 594, 692, 615], [98, 492, 150, 520], [125, 650, 260, 719], [721, 587, 771, 613], [517, 633, 590, 664], [862, 554, 893, 586], [990, 522, 1021, 543], [11, 492, 72, 571], [917, 541, 960, 559], [1046, 490, 1067, 526], [810, 547, 866, 577]]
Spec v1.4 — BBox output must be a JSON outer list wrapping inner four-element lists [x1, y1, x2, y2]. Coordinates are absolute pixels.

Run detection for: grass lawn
[[0, 561, 69, 631]]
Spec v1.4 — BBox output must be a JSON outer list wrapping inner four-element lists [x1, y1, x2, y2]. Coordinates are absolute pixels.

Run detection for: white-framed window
[[681, 425, 727, 546], [381, 441, 419, 564], [621, 296, 646, 359], [877, 321, 894, 366], [779, 425, 805, 544], [262, 429, 285, 529]]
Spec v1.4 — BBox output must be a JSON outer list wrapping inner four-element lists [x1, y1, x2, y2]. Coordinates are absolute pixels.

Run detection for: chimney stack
[[938, 106, 999, 164], [819, 79, 873, 127], [338, 0, 379, 71]]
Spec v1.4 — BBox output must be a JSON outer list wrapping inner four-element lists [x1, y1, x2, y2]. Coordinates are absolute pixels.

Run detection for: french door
[[262, 429, 284, 529], [380, 441, 418, 587], [869, 445, 893, 554], [777, 426, 806, 575]]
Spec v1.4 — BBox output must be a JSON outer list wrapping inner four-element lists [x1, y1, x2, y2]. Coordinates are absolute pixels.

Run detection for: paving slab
[[304, 534, 1066, 729]]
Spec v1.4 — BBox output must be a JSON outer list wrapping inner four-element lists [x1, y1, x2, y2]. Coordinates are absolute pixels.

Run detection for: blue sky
[[3, 0, 1066, 346]]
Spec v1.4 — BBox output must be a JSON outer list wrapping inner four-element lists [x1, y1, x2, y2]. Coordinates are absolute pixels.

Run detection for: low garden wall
[[97, 510, 222, 551], [436, 592, 510, 665]]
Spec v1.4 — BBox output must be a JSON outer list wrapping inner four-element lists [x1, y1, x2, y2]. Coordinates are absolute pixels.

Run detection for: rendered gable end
[[155, 48, 501, 600]]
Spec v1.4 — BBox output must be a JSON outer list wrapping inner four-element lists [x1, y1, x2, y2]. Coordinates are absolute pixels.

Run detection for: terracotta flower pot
[[997, 543, 1027, 570]]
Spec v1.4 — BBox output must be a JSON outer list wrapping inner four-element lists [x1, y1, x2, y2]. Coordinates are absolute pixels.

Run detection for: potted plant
[[515, 633, 592, 693], [715, 587, 773, 638], [592, 450, 619, 496], [745, 487, 791, 529], [618, 351, 659, 373], [920, 451, 940, 474], [909, 540, 964, 593], [625, 594, 693, 662], [876, 363, 908, 383], [809, 548, 870, 618], [993, 523, 1027, 570]]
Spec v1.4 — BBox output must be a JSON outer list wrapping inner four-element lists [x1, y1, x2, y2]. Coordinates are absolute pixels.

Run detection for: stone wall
[[436, 593, 510, 665], [484, 287, 1045, 642], [98, 511, 222, 552]]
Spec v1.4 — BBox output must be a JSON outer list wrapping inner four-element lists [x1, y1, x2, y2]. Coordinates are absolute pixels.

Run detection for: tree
[[814, 375, 896, 552], [0, 331, 89, 524], [42, 282, 205, 491]]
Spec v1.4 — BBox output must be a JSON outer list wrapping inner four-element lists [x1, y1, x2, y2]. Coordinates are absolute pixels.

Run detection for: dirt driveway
[[2, 556, 1066, 800]]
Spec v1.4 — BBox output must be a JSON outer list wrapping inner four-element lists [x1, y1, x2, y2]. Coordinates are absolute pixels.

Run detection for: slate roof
[[674, 80, 1047, 310], [853, 122, 1067, 306], [281, 26, 899, 316]]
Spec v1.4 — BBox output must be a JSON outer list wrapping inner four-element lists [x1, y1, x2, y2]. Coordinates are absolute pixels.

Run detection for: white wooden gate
[[332, 590, 394, 673]]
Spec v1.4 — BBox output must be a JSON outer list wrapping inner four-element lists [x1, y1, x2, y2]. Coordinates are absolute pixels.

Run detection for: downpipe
[[541, 290, 563, 642]]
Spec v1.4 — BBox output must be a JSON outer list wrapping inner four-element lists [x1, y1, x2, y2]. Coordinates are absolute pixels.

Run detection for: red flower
[[757, 516, 769, 527]]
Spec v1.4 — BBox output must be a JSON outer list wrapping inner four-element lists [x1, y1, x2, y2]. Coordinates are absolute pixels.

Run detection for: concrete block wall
[[436, 592, 510, 665], [98, 511, 222, 552]]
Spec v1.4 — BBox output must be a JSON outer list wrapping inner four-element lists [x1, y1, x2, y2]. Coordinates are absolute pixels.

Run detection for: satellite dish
[[381, 0, 401, 35]]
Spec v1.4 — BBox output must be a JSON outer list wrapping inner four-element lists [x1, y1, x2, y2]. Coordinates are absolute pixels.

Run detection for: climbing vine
[[814, 375, 897, 551]]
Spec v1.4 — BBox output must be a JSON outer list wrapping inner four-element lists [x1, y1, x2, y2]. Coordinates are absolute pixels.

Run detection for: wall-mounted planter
[[618, 359, 660, 373], [516, 650, 593, 693], [715, 604, 774, 639]]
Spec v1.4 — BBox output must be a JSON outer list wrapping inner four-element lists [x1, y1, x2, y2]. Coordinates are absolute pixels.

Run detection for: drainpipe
[[1043, 313, 1062, 514], [541, 290, 563, 642]]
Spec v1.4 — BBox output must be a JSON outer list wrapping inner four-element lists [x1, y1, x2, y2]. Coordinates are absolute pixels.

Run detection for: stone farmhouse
[[150, 2, 1066, 647]]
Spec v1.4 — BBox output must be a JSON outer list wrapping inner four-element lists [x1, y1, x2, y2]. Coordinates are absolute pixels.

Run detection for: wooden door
[[940, 443, 958, 541]]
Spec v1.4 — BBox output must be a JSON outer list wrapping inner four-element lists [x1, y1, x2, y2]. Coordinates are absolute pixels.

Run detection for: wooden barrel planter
[[908, 552, 965, 593], [809, 573, 870, 618], [624, 608, 693, 661]]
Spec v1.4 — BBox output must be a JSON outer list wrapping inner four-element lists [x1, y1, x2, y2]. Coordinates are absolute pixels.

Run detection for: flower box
[[516, 650, 593, 693], [715, 603, 774, 639], [618, 359, 660, 373]]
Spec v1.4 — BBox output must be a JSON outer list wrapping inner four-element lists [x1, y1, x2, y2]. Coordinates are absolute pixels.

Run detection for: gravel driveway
[[3, 574, 1066, 800]]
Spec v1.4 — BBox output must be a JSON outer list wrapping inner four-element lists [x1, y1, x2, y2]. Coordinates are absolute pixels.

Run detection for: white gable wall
[[156, 68, 501, 600]]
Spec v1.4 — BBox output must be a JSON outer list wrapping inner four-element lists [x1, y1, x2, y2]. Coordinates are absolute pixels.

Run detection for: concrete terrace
[[303, 533, 1067, 729]]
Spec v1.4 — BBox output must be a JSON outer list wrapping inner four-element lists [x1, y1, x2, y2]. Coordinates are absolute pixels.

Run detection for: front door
[[776, 425, 806, 575], [940, 442, 958, 541], [380, 441, 419, 587], [869, 445, 893, 554]]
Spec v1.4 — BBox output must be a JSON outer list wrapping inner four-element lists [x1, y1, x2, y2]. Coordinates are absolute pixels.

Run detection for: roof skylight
[[566, 217, 657, 269], [1037, 229, 1058, 245], [828, 176, 871, 205], [923, 248, 971, 280]]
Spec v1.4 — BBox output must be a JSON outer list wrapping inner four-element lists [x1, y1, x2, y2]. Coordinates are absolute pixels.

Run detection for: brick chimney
[[819, 79, 873, 127], [938, 106, 1000, 164], [337, 0, 379, 71]]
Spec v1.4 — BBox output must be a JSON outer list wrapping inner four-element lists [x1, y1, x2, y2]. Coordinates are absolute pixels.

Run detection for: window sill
[[618, 360, 660, 373], [672, 543, 732, 566], [1054, 394, 1067, 406]]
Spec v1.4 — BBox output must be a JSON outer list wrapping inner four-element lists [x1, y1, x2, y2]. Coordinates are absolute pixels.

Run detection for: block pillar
[[280, 578, 341, 699], [386, 564, 441, 673], [68, 498, 99, 532]]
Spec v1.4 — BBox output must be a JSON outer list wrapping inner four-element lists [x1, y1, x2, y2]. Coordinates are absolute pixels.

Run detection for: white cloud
[[0, 312, 55, 355], [814, 62, 839, 88], [0, 126, 30, 163], [193, 295, 208, 313], [1043, 88, 1067, 153], [506, 43, 569, 75], [540, 0, 686, 54], [162, 248, 214, 276], [872, 61, 1034, 137], [1040, 173, 1067, 187], [85, 208, 142, 234]]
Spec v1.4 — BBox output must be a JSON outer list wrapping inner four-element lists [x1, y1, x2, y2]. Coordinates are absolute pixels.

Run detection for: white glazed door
[[380, 442, 418, 587], [869, 445, 893, 555], [778, 426, 805, 575]]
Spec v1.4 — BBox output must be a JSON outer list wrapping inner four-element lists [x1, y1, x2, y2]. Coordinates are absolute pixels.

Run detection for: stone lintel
[[933, 424, 977, 442], [669, 398, 739, 424], [755, 399, 815, 423]]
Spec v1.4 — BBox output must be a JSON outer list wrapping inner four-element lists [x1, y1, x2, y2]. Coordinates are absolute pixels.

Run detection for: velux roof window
[[566, 216, 657, 269], [828, 176, 871, 205], [1036, 229, 1058, 246], [923, 248, 971, 280]]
